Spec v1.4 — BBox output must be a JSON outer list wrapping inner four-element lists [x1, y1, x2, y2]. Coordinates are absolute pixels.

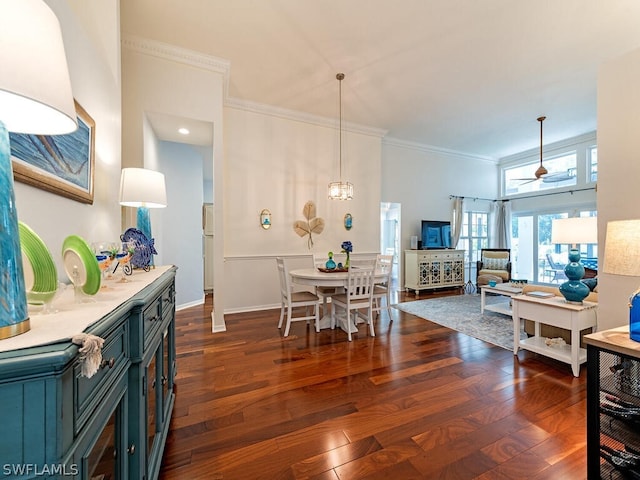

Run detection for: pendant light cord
[[337, 73, 344, 180]]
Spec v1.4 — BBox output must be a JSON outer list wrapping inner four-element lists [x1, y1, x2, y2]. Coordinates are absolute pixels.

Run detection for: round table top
[[289, 267, 386, 286]]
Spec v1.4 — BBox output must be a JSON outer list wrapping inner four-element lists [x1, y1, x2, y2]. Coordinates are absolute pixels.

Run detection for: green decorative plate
[[62, 235, 101, 295], [19, 222, 57, 293]]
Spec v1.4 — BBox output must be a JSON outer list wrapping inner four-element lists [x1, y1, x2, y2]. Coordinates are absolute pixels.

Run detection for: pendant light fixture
[[328, 73, 353, 200]]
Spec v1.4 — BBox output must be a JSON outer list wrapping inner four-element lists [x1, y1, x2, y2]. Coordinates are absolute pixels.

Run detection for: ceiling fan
[[515, 116, 548, 184]]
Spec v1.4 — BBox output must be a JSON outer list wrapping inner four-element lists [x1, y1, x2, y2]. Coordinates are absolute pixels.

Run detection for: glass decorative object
[[325, 252, 336, 270]]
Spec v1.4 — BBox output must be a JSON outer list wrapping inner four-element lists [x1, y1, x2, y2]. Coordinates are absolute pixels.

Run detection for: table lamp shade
[[0, 0, 77, 134], [0, 0, 77, 339], [602, 219, 640, 277], [119, 168, 167, 251], [551, 217, 598, 245], [119, 168, 167, 209], [603, 219, 640, 342]]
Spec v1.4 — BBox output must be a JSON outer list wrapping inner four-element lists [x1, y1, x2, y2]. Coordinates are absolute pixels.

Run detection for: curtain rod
[[449, 195, 496, 202], [450, 186, 596, 203]]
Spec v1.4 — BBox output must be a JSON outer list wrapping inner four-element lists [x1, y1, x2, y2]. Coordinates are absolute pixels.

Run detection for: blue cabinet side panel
[[0, 380, 49, 466]]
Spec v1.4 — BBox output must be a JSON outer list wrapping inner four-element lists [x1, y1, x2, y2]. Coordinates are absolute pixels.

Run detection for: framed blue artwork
[[10, 100, 95, 204]]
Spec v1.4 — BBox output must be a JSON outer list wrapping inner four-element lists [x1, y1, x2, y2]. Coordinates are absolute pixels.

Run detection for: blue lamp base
[[629, 290, 640, 342], [136, 206, 152, 241], [136, 206, 155, 267], [0, 121, 30, 339], [558, 248, 590, 304]]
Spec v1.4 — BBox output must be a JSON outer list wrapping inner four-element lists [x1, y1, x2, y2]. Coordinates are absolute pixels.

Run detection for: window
[[589, 146, 598, 182], [504, 152, 577, 196], [456, 211, 488, 282], [510, 210, 597, 284]]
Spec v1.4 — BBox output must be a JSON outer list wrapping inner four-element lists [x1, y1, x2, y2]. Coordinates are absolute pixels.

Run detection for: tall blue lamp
[[602, 219, 640, 342], [0, 1, 77, 339], [119, 167, 167, 252], [551, 216, 598, 304]]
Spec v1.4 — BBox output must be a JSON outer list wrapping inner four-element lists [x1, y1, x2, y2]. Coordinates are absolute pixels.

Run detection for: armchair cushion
[[482, 256, 508, 270], [477, 249, 512, 283]]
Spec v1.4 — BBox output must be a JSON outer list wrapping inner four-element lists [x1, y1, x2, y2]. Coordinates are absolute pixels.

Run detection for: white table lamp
[[0, 1, 77, 339], [119, 167, 167, 242], [551, 216, 597, 304], [603, 219, 640, 341]]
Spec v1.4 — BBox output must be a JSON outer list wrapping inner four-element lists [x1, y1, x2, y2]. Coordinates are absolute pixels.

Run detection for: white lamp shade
[[0, 0, 77, 134], [603, 219, 640, 277], [119, 168, 167, 208], [551, 217, 598, 245]]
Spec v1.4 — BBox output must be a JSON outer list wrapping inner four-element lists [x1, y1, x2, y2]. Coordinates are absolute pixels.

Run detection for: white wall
[[157, 141, 205, 308], [14, 0, 121, 282], [382, 139, 498, 246], [223, 105, 383, 312], [121, 38, 225, 328], [597, 46, 640, 331]]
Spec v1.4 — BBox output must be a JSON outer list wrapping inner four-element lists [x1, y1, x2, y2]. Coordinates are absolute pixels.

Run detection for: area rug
[[394, 294, 526, 350]]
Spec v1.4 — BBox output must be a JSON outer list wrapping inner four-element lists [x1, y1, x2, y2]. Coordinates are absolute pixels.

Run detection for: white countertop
[[0, 265, 173, 353]]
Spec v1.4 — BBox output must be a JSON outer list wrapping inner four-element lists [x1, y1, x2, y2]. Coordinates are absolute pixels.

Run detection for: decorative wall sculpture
[[293, 201, 324, 249]]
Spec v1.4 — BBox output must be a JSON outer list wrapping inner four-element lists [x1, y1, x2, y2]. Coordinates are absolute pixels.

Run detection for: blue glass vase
[[325, 253, 336, 270], [630, 291, 640, 342], [0, 121, 29, 338]]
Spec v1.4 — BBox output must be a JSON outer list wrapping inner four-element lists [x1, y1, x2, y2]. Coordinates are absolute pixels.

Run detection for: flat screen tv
[[421, 220, 451, 249]]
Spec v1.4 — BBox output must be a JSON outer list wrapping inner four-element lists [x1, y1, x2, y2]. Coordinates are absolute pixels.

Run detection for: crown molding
[[382, 136, 497, 164], [225, 96, 388, 138], [121, 35, 387, 139], [121, 34, 231, 97]]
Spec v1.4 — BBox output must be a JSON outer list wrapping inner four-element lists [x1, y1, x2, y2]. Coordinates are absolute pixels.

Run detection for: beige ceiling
[[121, 0, 640, 160]]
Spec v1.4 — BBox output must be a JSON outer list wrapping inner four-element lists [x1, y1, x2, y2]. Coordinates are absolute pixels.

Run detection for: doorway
[[380, 202, 401, 289]]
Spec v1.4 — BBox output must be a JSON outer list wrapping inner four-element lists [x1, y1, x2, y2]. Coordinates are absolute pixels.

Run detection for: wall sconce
[[260, 209, 272, 229], [344, 213, 353, 230]]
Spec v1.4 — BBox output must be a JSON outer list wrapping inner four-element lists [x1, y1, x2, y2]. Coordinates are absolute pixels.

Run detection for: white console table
[[480, 284, 523, 315], [512, 294, 597, 377]]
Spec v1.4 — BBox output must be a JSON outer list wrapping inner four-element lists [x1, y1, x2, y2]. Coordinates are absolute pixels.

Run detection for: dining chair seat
[[331, 267, 375, 341], [276, 257, 320, 337]]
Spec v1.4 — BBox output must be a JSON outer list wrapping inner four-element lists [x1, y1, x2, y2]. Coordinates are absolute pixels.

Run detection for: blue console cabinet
[[0, 266, 177, 480]]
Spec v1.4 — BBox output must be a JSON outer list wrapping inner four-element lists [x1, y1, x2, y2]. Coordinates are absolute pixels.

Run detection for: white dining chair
[[330, 266, 375, 341], [276, 257, 320, 337], [373, 254, 394, 319]]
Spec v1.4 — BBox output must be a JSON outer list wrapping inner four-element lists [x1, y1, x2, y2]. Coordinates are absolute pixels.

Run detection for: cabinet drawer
[[143, 294, 163, 348], [74, 321, 129, 433], [161, 283, 175, 322]]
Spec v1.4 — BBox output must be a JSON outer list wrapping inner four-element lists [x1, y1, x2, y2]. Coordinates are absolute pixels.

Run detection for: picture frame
[[10, 100, 95, 204]]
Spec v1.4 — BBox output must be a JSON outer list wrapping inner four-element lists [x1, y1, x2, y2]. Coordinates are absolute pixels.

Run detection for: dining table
[[289, 267, 388, 332]]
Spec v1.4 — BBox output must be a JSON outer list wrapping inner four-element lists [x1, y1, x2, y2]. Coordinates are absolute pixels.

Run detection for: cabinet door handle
[[149, 315, 160, 322], [161, 375, 167, 386], [127, 444, 136, 455], [100, 357, 115, 369]]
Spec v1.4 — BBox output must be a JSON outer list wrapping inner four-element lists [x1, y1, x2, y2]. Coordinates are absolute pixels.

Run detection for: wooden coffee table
[[480, 283, 523, 315]]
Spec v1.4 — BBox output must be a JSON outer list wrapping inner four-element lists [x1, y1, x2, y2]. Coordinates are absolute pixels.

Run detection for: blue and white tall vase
[[0, 121, 29, 339]]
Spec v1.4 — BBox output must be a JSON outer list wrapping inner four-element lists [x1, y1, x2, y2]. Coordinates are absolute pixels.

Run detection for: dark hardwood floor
[[159, 289, 588, 479]]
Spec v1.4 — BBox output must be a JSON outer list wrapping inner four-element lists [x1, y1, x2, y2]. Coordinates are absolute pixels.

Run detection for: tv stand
[[404, 249, 465, 297]]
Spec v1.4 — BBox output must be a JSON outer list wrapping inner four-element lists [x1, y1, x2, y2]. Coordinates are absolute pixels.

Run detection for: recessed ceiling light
[[178, 127, 190, 135]]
